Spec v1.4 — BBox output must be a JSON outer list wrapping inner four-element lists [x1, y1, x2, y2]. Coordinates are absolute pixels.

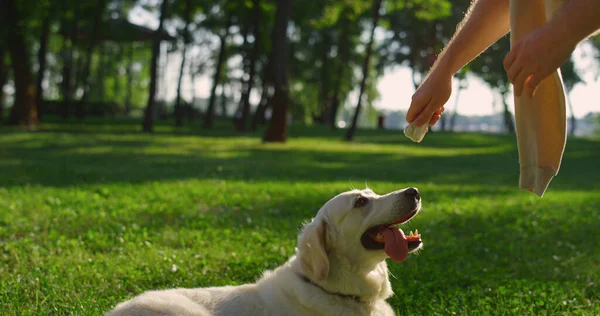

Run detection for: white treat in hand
[[403, 122, 428, 143]]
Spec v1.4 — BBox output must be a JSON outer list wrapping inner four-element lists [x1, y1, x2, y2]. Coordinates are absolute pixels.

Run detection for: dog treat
[[403, 122, 428, 143]]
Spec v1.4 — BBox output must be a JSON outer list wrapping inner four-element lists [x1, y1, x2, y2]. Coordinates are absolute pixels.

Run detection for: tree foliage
[[1, 0, 597, 139]]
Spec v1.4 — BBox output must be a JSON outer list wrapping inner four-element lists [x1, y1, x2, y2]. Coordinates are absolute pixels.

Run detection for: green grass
[[1, 118, 599, 315]]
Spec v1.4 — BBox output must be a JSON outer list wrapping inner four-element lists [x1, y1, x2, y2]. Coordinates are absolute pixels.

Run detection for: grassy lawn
[[1, 118, 599, 315]]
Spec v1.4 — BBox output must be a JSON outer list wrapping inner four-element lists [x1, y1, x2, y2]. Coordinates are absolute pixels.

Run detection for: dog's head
[[297, 188, 422, 282]]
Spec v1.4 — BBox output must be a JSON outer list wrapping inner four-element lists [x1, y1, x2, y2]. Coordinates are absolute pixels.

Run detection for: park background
[[1, 0, 600, 314]]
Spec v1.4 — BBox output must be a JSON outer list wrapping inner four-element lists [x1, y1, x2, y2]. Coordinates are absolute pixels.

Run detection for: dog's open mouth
[[360, 210, 422, 262]]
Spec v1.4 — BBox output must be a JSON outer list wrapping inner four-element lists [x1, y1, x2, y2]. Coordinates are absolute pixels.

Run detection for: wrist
[[544, 18, 578, 51], [430, 53, 456, 79]]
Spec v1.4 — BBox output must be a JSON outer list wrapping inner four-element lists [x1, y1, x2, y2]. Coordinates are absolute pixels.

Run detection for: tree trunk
[[220, 84, 228, 117], [449, 89, 462, 132], [35, 16, 51, 120], [262, 0, 292, 142], [439, 114, 447, 131], [60, 14, 75, 119], [2, 0, 39, 127], [174, 45, 188, 125], [316, 28, 331, 124], [251, 53, 273, 131], [236, 0, 261, 132], [76, 0, 107, 119], [328, 10, 351, 130], [0, 43, 7, 122], [125, 44, 134, 116], [188, 57, 199, 122], [203, 14, 233, 129], [257, 87, 270, 123], [443, 78, 464, 132], [449, 79, 467, 132], [174, 0, 192, 127], [501, 91, 515, 134], [251, 76, 271, 130], [143, 0, 169, 133], [344, 0, 382, 141]]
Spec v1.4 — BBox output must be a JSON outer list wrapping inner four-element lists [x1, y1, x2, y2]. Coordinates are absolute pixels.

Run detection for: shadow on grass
[[0, 116, 533, 148], [1, 128, 600, 192], [386, 194, 600, 313], [79, 184, 599, 314], [2, 120, 599, 314]]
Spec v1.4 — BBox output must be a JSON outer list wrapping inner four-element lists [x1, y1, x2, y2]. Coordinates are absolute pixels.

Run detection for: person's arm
[[557, 0, 600, 41], [504, 0, 600, 98], [407, 0, 511, 127]]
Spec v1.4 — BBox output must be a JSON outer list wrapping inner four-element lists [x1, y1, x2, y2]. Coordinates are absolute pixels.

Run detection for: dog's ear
[[298, 218, 329, 282]]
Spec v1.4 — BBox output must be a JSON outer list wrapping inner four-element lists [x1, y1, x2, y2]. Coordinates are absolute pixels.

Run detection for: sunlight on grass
[[1, 121, 599, 315]]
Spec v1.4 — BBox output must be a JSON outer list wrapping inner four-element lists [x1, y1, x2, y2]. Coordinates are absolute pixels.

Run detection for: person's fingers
[[513, 66, 530, 97], [506, 59, 523, 84], [429, 113, 442, 126], [503, 48, 517, 73], [523, 74, 542, 99], [414, 100, 440, 127], [428, 106, 446, 125], [406, 94, 431, 123]]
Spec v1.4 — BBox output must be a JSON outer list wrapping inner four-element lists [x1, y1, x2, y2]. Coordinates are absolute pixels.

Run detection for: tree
[[76, 0, 108, 119], [344, 0, 383, 141], [35, 14, 51, 120], [174, 0, 194, 127], [235, 0, 262, 132], [281, 0, 336, 126], [250, 60, 272, 131], [328, 9, 353, 130], [262, 0, 292, 142], [124, 44, 134, 116], [470, 36, 515, 134], [0, 42, 7, 122], [1, 0, 39, 127], [203, 12, 233, 129], [59, 6, 77, 119], [315, 28, 333, 124], [220, 84, 229, 117], [142, 0, 170, 133], [448, 69, 469, 131], [379, 0, 455, 87], [378, 0, 459, 131], [560, 56, 583, 136]]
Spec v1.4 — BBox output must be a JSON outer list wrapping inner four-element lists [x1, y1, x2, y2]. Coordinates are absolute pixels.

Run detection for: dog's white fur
[[107, 188, 422, 316]]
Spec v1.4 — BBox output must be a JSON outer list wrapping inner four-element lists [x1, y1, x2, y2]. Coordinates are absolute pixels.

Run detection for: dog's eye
[[354, 197, 369, 208]]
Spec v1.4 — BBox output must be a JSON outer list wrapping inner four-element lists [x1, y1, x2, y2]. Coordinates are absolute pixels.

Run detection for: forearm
[[546, 0, 600, 47], [431, 0, 511, 76]]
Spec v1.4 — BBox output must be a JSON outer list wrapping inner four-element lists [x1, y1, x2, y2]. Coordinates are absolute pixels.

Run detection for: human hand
[[406, 69, 451, 127], [503, 25, 576, 98]]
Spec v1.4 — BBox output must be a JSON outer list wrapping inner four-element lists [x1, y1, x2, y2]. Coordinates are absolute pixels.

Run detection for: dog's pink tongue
[[383, 227, 409, 262]]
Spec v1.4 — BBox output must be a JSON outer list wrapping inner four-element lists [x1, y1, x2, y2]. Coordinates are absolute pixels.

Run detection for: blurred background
[[1, 0, 599, 138]]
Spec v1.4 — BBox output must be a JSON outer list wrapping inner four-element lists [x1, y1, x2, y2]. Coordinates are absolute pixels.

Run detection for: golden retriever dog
[[107, 187, 423, 316]]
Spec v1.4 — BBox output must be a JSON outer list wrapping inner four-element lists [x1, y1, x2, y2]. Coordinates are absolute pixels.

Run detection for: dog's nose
[[404, 187, 420, 200]]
